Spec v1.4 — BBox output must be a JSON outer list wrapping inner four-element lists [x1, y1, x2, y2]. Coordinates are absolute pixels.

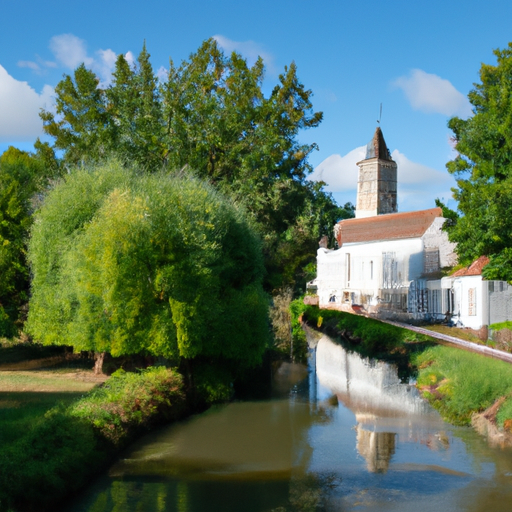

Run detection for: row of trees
[[0, 39, 355, 387], [41, 39, 353, 291]]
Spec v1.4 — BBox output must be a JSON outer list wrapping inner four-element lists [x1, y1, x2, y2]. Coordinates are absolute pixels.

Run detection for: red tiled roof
[[451, 256, 490, 277], [335, 207, 443, 246]]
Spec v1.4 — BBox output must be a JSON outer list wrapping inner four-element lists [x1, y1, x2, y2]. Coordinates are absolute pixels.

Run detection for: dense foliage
[[446, 42, 512, 281], [27, 161, 270, 373], [0, 145, 59, 337], [0, 367, 184, 512], [293, 303, 432, 355], [40, 39, 353, 290]]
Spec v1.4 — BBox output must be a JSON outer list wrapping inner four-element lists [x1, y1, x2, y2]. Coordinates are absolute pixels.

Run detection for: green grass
[[0, 391, 84, 445], [414, 345, 512, 425], [0, 366, 185, 512]]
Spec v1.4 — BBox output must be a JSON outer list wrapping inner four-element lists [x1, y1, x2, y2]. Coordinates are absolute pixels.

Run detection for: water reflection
[[356, 428, 396, 473], [65, 331, 512, 512], [314, 334, 447, 475]]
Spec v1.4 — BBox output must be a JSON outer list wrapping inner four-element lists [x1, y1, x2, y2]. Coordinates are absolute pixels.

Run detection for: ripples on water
[[65, 332, 512, 512]]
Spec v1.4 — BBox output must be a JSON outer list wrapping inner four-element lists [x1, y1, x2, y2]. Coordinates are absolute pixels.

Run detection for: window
[[370, 260, 374, 280], [468, 288, 476, 316], [424, 249, 440, 273], [382, 252, 397, 288], [346, 253, 351, 284]]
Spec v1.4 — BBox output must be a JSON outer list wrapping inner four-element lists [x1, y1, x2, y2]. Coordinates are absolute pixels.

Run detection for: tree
[[27, 161, 269, 374], [40, 39, 351, 291], [446, 42, 512, 281], [0, 147, 57, 336], [40, 64, 109, 166]]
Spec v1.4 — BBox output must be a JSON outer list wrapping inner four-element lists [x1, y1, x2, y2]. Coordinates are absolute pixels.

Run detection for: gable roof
[[451, 256, 490, 277], [335, 207, 443, 246]]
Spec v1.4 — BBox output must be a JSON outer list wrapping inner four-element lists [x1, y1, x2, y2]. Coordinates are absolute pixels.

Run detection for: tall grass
[[414, 346, 512, 425]]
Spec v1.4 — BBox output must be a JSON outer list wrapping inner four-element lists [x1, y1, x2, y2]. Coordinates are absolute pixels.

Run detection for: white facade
[[312, 127, 512, 333], [314, 217, 457, 321]]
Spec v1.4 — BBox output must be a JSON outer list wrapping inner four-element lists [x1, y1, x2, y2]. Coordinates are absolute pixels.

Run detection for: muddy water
[[65, 334, 512, 512]]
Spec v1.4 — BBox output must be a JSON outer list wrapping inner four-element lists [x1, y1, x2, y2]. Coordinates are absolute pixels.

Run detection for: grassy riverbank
[[414, 346, 512, 427], [0, 347, 185, 512], [294, 302, 512, 436]]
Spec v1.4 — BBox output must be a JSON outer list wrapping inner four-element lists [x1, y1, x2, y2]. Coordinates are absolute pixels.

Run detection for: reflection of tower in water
[[356, 426, 396, 473]]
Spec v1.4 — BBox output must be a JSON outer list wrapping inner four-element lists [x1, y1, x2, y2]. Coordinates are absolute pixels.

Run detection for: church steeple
[[355, 127, 397, 218]]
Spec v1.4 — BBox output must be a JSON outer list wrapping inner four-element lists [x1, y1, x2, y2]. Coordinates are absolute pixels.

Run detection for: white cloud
[[393, 69, 472, 118], [125, 51, 136, 68], [391, 149, 452, 185], [17, 60, 41, 72], [48, 34, 124, 86], [309, 146, 365, 192], [156, 66, 168, 82], [311, 146, 457, 212], [213, 34, 276, 73], [0, 65, 54, 140], [50, 33, 94, 69], [95, 48, 118, 87]]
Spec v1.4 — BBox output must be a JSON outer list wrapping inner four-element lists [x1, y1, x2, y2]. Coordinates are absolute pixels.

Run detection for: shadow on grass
[[0, 391, 85, 444]]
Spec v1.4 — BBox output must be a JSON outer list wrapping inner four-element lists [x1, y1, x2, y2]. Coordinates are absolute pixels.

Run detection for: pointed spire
[[364, 127, 392, 161]]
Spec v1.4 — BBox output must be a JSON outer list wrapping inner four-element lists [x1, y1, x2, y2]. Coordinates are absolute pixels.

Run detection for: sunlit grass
[[414, 345, 512, 425]]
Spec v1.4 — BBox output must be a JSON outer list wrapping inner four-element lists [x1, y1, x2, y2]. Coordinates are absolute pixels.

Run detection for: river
[[64, 331, 512, 512]]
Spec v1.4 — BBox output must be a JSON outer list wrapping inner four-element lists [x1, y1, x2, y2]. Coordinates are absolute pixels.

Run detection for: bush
[[0, 367, 185, 511], [71, 367, 184, 445]]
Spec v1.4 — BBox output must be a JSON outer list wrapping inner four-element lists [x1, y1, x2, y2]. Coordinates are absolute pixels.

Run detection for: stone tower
[[355, 127, 397, 219]]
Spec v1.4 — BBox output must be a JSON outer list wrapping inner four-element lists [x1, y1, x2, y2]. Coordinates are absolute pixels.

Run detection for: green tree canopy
[[446, 42, 512, 281], [0, 145, 59, 336], [27, 161, 269, 371], [40, 39, 353, 291]]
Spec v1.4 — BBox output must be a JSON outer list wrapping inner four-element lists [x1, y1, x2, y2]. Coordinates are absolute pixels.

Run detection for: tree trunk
[[94, 352, 106, 375]]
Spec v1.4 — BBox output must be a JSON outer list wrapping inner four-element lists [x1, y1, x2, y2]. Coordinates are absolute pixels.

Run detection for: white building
[[309, 127, 512, 333]]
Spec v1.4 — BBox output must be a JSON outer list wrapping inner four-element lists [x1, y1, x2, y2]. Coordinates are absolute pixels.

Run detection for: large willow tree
[[27, 161, 269, 375], [40, 39, 353, 291]]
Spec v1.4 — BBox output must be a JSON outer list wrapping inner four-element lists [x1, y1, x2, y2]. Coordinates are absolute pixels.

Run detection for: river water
[[65, 332, 512, 512]]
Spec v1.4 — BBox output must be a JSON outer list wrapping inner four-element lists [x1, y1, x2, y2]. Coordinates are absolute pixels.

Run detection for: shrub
[[71, 367, 184, 445]]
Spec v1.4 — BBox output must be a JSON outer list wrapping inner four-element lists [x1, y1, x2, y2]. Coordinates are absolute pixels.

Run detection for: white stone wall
[[422, 217, 457, 268], [489, 281, 512, 325]]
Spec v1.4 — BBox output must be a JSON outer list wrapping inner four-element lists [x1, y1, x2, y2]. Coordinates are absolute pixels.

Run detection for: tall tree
[[446, 42, 512, 281], [40, 39, 352, 290], [40, 65, 109, 166], [27, 161, 269, 373], [0, 147, 57, 336]]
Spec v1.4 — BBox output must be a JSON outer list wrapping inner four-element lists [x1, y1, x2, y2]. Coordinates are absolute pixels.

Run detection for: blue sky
[[1, 0, 511, 212]]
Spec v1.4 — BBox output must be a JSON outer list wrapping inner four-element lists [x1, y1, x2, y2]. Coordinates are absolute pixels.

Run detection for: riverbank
[[0, 344, 186, 512], [293, 302, 512, 448]]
